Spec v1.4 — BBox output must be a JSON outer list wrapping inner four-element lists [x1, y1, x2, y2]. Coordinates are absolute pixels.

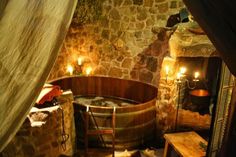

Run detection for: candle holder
[[74, 64, 83, 75], [163, 66, 201, 131], [174, 74, 199, 131], [175, 81, 182, 131], [66, 56, 94, 76], [75, 57, 84, 75]]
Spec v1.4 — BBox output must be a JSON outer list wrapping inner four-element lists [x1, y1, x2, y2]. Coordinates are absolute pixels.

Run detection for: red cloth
[[36, 84, 62, 104]]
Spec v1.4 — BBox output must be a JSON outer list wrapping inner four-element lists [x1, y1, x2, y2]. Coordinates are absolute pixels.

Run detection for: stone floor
[[74, 148, 164, 157]]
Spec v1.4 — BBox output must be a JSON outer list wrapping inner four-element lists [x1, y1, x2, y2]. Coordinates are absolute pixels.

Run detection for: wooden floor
[[74, 148, 164, 157]]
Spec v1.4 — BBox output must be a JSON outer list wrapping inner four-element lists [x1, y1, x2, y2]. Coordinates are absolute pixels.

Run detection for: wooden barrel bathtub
[[50, 76, 157, 149]]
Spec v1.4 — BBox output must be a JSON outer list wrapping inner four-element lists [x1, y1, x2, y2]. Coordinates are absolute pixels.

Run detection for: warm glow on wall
[[162, 56, 176, 79]]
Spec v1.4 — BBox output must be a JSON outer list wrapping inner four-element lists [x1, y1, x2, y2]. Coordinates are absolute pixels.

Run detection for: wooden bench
[[163, 131, 208, 157]]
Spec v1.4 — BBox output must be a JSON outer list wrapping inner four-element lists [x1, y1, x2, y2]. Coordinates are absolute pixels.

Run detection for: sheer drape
[[183, 0, 236, 76], [0, 0, 77, 151]]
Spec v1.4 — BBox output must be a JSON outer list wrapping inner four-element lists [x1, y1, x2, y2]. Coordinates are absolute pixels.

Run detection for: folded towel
[[36, 83, 62, 104]]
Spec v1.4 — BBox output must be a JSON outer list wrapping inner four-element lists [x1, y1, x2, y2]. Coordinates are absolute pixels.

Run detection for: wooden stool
[[163, 131, 208, 157], [84, 106, 116, 157]]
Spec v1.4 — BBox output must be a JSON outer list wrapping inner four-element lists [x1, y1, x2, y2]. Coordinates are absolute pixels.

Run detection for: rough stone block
[[136, 22, 145, 29], [113, 38, 124, 50], [170, 1, 177, 8], [101, 29, 110, 40], [134, 31, 142, 38], [130, 70, 139, 80], [108, 67, 123, 77], [112, 60, 121, 67], [169, 22, 218, 58], [109, 8, 121, 20], [123, 0, 133, 5], [139, 69, 153, 83], [146, 18, 154, 27], [137, 8, 148, 21], [116, 55, 124, 62], [22, 144, 35, 156], [133, 0, 143, 5], [146, 57, 158, 72], [100, 17, 109, 28], [95, 66, 108, 75], [144, 0, 154, 7], [122, 58, 133, 68], [157, 2, 168, 13], [111, 20, 121, 31], [114, 0, 124, 6]]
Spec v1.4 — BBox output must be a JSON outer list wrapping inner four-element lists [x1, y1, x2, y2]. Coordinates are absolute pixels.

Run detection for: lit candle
[[165, 66, 169, 75], [77, 57, 83, 66], [180, 67, 187, 74], [67, 65, 74, 75], [177, 72, 181, 79], [85, 67, 92, 76], [194, 72, 200, 79]]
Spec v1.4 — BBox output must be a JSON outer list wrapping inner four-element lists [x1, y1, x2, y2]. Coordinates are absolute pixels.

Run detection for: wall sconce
[[174, 67, 200, 131]]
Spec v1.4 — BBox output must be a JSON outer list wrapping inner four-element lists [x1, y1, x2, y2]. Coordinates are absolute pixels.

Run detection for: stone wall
[[1, 92, 75, 157], [45, 0, 217, 146], [48, 0, 185, 86]]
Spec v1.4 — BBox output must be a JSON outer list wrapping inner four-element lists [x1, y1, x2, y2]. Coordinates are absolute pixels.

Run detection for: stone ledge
[[169, 22, 219, 58], [2, 91, 75, 157]]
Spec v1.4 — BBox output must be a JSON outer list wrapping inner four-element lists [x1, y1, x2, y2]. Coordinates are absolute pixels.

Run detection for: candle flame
[[67, 65, 73, 75], [194, 72, 200, 79], [165, 66, 169, 75], [85, 67, 92, 76], [180, 67, 187, 74], [77, 57, 83, 66], [177, 72, 181, 79]]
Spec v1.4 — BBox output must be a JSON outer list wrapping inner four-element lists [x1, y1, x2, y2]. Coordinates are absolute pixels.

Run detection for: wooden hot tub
[[50, 76, 157, 149]]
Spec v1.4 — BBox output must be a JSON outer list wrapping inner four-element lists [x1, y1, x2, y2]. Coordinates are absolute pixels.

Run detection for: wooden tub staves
[[50, 76, 158, 149]]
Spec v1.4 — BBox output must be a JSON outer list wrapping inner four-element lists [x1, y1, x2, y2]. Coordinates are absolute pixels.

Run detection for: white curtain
[[0, 0, 77, 151]]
